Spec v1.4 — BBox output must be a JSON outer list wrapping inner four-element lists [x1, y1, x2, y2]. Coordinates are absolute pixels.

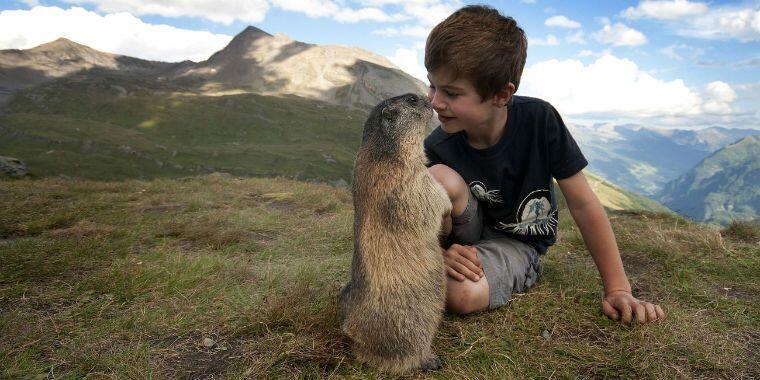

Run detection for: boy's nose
[[427, 88, 445, 111]]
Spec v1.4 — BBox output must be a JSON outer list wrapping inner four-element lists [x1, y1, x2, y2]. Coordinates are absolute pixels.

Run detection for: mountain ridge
[[657, 134, 759, 224], [0, 26, 426, 110]]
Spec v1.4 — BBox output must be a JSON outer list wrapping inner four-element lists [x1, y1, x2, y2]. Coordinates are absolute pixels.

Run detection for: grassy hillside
[[0, 76, 365, 182], [584, 171, 670, 213], [659, 135, 759, 225], [2, 175, 757, 378]]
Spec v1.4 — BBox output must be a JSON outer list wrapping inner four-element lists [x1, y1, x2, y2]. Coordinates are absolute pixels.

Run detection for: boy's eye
[[445, 91, 458, 97]]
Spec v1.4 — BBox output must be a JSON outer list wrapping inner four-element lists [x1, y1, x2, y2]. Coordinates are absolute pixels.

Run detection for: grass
[[1, 175, 758, 379], [0, 76, 365, 182]]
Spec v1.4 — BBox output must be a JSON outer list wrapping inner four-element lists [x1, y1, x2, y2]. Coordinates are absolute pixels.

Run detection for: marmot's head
[[360, 94, 433, 157]]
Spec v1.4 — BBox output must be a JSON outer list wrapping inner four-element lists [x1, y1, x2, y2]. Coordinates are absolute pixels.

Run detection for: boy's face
[[426, 67, 505, 135]]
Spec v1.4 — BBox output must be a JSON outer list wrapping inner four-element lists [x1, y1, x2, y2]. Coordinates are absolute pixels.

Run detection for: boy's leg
[[429, 165, 488, 314], [428, 164, 542, 313], [428, 164, 481, 245], [475, 227, 542, 310]]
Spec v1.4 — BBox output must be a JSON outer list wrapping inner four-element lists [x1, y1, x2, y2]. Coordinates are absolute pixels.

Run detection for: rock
[[322, 153, 337, 163], [329, 178, 348, 188], [208, 172, 232, 179], [541, 329, 551, 340], [202, 337, 216, 348], [0, 156, 28, 177]]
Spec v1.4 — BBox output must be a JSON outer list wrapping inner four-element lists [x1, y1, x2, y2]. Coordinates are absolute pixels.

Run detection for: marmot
[[340, 93, 452, 374]]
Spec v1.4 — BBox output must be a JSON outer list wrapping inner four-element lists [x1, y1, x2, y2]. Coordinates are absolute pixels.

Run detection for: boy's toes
[[421, 355, 443, 371]]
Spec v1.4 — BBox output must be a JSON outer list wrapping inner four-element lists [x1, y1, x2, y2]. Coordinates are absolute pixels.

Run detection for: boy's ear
[[492, 82, 516, 107]]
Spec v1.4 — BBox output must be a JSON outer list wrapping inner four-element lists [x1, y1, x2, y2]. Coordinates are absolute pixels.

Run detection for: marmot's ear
[[382, 106, 393, 121]]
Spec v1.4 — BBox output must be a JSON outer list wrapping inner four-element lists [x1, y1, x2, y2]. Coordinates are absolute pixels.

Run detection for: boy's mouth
[[437, 114, 455, 123]]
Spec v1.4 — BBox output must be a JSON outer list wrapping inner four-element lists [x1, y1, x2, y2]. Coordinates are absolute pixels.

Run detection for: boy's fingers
[[655, 305, 665, 321], [601, 299, 619, 320], [644, 303, 657, 323], [620, 302, 633, 325], [634, 303, 647, 324], [454, 255, 482, 278], [451, 261, 479, 282], [446, 267, 465, 281]]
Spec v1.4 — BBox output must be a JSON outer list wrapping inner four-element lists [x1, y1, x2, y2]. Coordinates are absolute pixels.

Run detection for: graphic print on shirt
[[495, 189, 557, 236], [469, 181, 504, 205]]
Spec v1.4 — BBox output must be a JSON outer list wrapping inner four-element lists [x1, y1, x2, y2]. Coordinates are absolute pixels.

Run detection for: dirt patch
[[313, 203, 338, 217], [620, 251, 656, 277], [712, 284, 757, 302], [245, 192, 298, 212], [47, 219, 111, 238], [244, 192, 263, 201], [162, 333, 242, 379]]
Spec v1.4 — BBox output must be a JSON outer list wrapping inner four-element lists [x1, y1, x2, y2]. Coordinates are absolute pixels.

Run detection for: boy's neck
[[465, 107, 509, 150]]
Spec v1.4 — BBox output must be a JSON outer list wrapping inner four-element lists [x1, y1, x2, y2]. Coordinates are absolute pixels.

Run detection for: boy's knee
[[428, 164, 469, 216], [445, 277, 489, 315]]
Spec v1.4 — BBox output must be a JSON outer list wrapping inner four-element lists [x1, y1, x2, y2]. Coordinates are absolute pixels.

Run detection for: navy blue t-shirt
[[423, 95, 587, 254]]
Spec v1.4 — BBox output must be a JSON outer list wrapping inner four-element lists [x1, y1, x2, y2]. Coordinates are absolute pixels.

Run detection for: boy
[[424, 5, 664, 325]]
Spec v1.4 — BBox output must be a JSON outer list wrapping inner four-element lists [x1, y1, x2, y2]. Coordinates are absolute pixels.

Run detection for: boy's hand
[[443, 244, 484, 282], [602, 290, 665, 325]]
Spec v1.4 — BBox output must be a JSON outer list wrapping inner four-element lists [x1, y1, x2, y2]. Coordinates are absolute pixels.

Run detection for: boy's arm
[[557, 171, 665, 325]]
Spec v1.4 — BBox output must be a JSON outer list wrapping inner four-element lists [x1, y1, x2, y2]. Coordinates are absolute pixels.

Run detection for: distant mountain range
[[658, 135, 759, 224], [0, 26, 426, 110], [569, 123, 758, 196]]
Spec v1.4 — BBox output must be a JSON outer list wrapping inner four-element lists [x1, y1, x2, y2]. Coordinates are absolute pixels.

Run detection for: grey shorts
[[448, 191, 542, 309]]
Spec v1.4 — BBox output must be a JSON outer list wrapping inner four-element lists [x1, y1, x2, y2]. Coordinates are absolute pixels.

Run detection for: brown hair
[[425, 5, 527, 101]]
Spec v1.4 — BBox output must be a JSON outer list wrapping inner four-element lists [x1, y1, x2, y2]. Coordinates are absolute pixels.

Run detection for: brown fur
[[340, 93, 452, 374]]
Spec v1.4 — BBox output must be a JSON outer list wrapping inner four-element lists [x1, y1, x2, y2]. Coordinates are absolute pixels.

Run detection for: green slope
[[584, 171, 671, 213], [658, 135, 759, 224], [0, 76, 366, 182]]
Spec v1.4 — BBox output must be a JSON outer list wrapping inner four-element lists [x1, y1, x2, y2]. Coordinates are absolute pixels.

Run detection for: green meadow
[[1, 175, 757, 378], [0, 77, 364, 182]]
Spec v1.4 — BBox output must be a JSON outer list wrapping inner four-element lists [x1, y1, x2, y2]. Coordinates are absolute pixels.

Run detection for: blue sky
[[1, 0, 758, 129]]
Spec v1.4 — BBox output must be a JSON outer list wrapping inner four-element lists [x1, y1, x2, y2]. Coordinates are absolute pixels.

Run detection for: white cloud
[[387, 47, 427, 82], [622, 1, 759, 42], [678, 6, 760, 42], [372, 25, 430, 38], [594, 21, 647, 46], [659, 43, 704, 61], [333, 7, 408, 22], [703, 81, 737, 114], [545, 15, 581, 28], [400, 1, 457, 27], [622, 0, 708, 20], [529, 34, 559, 46], [0, 6, 232, 62], [520, 53, 703, 117], [566, 30, 586, 44], [65, 0, 424, 25], [64, 0, 269, 25]]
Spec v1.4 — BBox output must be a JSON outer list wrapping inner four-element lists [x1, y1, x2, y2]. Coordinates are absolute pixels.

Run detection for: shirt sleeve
[[546, 105, 588, 180]]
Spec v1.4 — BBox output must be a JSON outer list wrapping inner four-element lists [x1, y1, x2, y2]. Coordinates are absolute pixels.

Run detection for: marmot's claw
[[421, 355, 443, 371]]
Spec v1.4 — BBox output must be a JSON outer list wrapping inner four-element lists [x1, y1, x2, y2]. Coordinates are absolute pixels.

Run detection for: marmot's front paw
[[420, 355, 443, 371]]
